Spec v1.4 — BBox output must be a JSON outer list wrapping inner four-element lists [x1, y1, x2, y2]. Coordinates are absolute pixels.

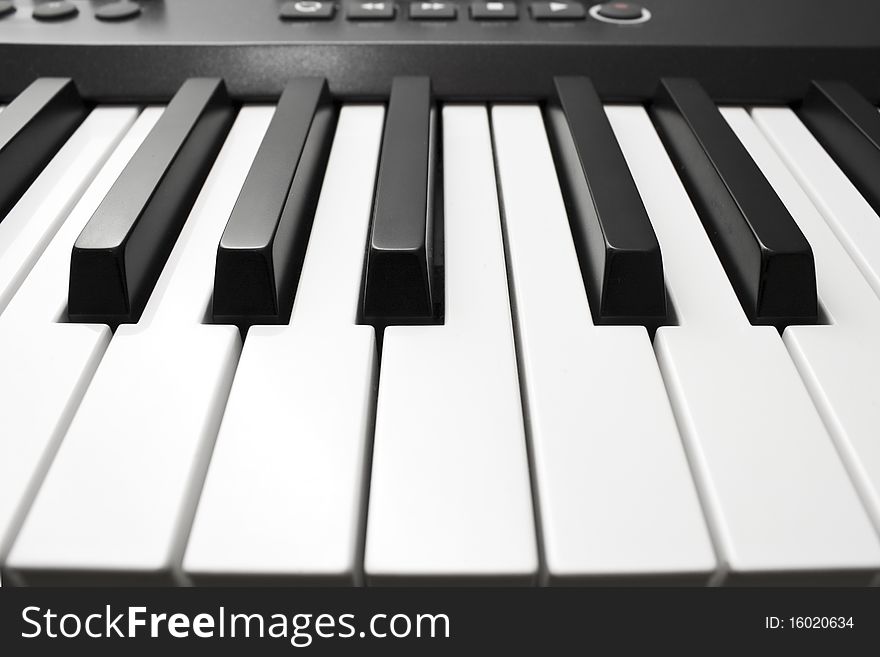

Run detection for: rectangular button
[[410, 2, 456, 19], [530, 2, 586, 20], [213, 78, 336, 327], [0, 78, 87, 222], [547, 76, 666, 327], [68, 79, 235, 326], [650, 78, 818, 329], [279, 0, 336, 19], [470, 1, 518, 19], [797, 81, 880, 220], [362, 76, 439, 324], [347, 1, 396, 19]]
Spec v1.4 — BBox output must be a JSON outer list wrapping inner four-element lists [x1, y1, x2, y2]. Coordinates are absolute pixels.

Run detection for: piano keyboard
[[1, 74, 880, 586]]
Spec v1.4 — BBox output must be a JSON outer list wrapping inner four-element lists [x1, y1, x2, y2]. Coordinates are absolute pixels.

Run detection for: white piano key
[[0, 107, 138, 316], [723, 106, 880, 538], [490, 104, 715, 584], [4, 107, 271, 585], [608, 105, 880, 583], [364, 106, 537, 584], [5, 327, 241, 586], [183, 105, 385, 584], [0, 108, 160, 583], [750, 107, 880, 302]]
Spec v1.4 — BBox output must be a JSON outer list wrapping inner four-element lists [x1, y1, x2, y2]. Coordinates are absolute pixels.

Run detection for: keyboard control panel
[[0, 0, 878, 101]]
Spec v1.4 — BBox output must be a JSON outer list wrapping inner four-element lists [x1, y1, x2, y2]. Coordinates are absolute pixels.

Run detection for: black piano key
[[798, 80, 880, 218], [213, 78, 337, 326], [362, 76, 439, 324], [650, 78, 818, 328], [546, 76, 666, 327], [0, 78, 87, 221], [68, 78, 235, 325]]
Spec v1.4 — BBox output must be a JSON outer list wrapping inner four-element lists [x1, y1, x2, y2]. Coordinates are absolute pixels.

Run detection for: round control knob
[[589, 2, 650, 24], [32, 0, 79, 21], [95, 1, 142, 22]]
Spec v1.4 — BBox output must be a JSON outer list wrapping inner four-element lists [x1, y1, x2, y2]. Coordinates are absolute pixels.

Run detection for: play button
[[530, 2, 587, 19]]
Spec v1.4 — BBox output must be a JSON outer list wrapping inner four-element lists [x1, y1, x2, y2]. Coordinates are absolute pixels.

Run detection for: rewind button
[[347, 1, 396, 19]]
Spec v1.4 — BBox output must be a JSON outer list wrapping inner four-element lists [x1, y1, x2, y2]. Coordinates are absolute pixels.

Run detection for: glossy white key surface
[[491, 104, 715, 583], [751, 107, 880, 303], [725, 107, 880, 538], [183, 106, 385, 584], [0, 107, 137, 316], [364, 106, 537, 584], [5, 108, 270, 585], [608, 105, 880, 583], [0, 108, 160, 582]]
